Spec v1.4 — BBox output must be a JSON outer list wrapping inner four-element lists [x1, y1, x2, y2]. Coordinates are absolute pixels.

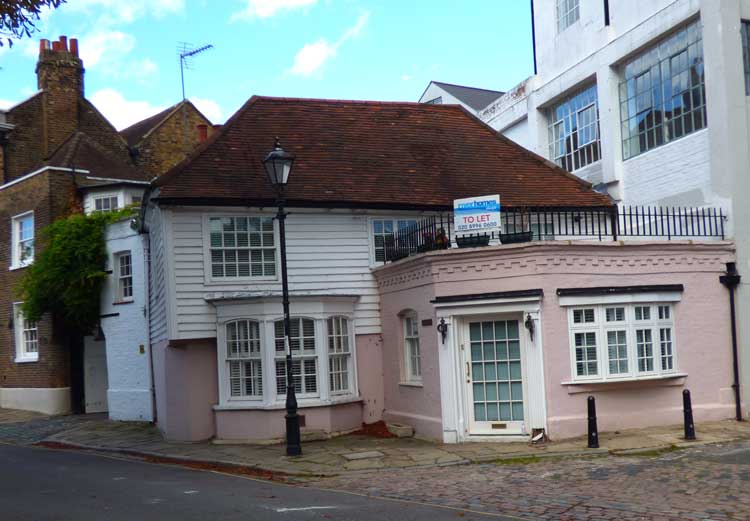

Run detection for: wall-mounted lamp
[[524, 313, 535, 342], [437, 318, 448, 345]]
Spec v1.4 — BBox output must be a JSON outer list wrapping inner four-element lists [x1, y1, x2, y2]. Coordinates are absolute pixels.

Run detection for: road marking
[[183, 490, 199, 494], [113, 477, 126, 481], [275, 506, 338, 513]]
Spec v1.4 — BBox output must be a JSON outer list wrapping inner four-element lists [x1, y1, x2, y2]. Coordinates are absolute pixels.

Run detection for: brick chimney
[[36, 36, 84, 156]]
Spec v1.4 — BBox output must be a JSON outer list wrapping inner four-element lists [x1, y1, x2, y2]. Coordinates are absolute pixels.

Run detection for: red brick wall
[[0, 170, 78, 388]]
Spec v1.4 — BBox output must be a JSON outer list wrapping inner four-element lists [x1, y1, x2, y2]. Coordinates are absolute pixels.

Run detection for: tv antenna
[[178, 42, 214, 101]]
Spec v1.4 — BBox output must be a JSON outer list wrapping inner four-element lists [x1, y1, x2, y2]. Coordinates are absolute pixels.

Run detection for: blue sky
[[0, 1, 533, 130]]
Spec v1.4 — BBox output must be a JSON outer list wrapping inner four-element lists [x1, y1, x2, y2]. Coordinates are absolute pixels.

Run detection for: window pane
[[209, 217, 276, 278], [548, 84, 600, 172]]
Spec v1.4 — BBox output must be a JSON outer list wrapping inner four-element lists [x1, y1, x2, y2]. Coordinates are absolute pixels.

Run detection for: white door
[[84, 336, 109, 413], [463, 318, 526, 435]]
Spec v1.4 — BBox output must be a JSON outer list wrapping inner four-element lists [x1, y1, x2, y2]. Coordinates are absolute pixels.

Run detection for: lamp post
[[263, 137, 301, 456]]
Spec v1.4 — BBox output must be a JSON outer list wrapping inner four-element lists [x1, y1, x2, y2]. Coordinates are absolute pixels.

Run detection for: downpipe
[[719, 262, 743, 421]]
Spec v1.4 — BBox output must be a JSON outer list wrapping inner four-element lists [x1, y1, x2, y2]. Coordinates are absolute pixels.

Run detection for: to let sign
[[454, 195, 501, 233]]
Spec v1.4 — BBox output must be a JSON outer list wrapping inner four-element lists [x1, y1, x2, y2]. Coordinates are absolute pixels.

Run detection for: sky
[[0, 0, 534, 130]]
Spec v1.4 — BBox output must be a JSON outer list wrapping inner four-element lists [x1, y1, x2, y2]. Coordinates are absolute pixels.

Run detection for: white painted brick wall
[[621, 130, 711, 206]]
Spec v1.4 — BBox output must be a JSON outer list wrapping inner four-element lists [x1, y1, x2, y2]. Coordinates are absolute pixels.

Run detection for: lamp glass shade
[[263, 142, 295, 187]]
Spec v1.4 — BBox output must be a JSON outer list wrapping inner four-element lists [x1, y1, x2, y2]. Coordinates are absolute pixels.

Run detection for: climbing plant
[[18, 208, 136, 335]]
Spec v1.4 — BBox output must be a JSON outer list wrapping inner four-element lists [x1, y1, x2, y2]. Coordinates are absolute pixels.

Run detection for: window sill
[[15, 356, 38, 364], [398, 381, 424, 388], [562, 372, 687, 393], [213, 395, 362, 411], [112, 300, 134, 306], [8, 263, 33, 271]]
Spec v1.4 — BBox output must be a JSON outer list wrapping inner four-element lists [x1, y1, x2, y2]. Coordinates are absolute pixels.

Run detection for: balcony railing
[[383, 206, 727, 263]]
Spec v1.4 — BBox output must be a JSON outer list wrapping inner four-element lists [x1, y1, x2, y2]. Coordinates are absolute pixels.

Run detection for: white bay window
[[567, 303, 677, 382], [215, 300, 358, 408]]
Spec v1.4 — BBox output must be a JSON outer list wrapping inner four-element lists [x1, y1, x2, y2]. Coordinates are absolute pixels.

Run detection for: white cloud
[[63, 0, 184, 24], [124, 58, 159, 82], [0, 99, 14, 110], [231, 0, 318, 21], [190, 97, 224, 124], [89, 88, 166, 130], [80, 30, 136, 68], [287, 12, 370, 77], [401, 74, 413, 81]]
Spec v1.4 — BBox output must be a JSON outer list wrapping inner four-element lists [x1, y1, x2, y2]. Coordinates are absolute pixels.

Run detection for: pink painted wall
[[355, 334, 385, 424], [378, 282, 444, 440], [375, 241, 739, 441], [216, 401, 362, 441]]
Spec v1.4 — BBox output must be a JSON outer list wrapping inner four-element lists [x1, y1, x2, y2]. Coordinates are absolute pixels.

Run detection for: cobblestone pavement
[[306, 441, 750, 521], [0, 410, 104, 445]]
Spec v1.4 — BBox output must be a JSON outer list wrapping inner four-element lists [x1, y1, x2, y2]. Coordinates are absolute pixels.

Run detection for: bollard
[[683, 389, 696, 440], [587, 396, 599, 448]]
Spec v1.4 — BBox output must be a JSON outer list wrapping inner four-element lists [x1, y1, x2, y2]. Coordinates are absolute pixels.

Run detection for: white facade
[[481, 0, 750, 415], [100, 218, 154, 421]]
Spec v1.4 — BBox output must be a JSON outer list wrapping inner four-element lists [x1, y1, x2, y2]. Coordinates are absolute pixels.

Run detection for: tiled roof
[[430, 81, 505, 111], [154, 96, 613, 210], [120, 103, 178, 146], [46, 132, 146, 181]]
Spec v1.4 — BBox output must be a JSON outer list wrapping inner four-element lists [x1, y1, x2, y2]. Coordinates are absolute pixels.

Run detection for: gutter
[[719, 262, 743, 421]]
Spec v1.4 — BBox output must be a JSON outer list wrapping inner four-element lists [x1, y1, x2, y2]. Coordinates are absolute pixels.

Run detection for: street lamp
[[263, 137, 301, 457]]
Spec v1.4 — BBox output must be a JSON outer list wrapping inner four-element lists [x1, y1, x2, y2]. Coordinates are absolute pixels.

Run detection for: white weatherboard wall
[[162, 207, 428, 341], [101, 219, 154, 421]]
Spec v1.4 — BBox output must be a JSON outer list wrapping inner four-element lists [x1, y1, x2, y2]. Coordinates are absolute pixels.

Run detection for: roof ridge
[[250, 95, 462, 108], [431, 80, 504, 94]]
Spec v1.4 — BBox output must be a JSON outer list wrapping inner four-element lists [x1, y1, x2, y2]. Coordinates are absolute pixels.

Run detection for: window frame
[[13, 302, 39, 363], [114, 251, 134, 303], [556, 0, 580, 33], [619, 20, 706, 160], [369, 217, 420, 265], [10, 211, 35, 269], [93, 194, 120, 213], [402, 311, 422, 384], [548, 84, 601, 172], [203, 214, 280, 284], [274, 316, 320, 399], [327, 316, 353, 395], [216, 312, 357, 408], [567, 303, 678, 383]]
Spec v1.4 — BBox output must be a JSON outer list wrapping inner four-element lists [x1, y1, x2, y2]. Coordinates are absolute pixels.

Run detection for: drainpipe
[[530, 0, 538, 75], [719, 262, 743, 421]]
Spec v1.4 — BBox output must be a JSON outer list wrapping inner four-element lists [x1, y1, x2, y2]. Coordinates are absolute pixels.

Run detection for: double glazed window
[[11, 212, 34, 268], [548, 84, 601, 172], [568, 303, 676, 382], [116, 252, 133, 302], [619, 21, 706, 159], [556, 0, 579, 33], [220, 315, 354, 404], [372, 219, 418, 263], [13, 303, 38, 363], [403, 312, 421, 382], [209, 217, 276, 278]]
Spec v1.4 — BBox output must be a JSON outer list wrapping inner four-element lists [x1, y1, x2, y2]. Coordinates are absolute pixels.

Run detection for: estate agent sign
[[453, 194, 501, 233]]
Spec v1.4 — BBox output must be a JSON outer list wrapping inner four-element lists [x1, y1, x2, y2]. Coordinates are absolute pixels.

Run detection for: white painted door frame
[[435, 296, 546, 443]]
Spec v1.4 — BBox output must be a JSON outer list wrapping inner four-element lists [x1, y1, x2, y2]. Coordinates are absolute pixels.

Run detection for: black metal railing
[[383, 206, 727, 263]]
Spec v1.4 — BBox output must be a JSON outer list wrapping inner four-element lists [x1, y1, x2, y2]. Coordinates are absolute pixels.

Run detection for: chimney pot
[[52, 41, 62, 52], [197, 124, 208, 143], [59, 36, 68, 51], [39, 39, 49, 54], [69, 38, 79, 57]]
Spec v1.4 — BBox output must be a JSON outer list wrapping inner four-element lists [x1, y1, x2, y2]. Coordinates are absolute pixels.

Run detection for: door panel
[[466, 319, 525, 435]]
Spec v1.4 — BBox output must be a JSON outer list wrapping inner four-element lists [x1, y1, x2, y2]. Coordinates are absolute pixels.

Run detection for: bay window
[[568, 303, 676, 382], [619, 20, 706, 159], [209, 216, 276, 279], [217, 311, 356, 407]]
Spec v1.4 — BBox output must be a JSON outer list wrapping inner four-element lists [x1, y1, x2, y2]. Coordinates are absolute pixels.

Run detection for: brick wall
[[0, 170, 78, 388], [4, 94, 45, 183], [135, 104, 215, 177]]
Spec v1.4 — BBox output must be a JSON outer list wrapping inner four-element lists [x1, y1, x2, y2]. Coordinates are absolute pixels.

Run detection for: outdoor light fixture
[[524, 313, 535, 342], [263, 137, 295, 188], [262, 138, 302, 457]]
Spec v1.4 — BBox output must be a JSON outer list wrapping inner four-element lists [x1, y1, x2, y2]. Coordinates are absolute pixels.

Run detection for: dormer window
[[94, 195, 119, 213], [556, 0, 580, 33]]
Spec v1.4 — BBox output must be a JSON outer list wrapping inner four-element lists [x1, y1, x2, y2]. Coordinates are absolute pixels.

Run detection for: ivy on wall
[[19, 208, 136, 334]]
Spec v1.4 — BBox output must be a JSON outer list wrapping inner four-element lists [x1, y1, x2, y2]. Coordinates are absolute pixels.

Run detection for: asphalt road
[[0, 444, 502, 521]]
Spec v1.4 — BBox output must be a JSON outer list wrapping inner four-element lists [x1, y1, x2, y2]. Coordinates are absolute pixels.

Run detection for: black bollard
[[683, 389, 696, 440], [587, 396, 599, 448]]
